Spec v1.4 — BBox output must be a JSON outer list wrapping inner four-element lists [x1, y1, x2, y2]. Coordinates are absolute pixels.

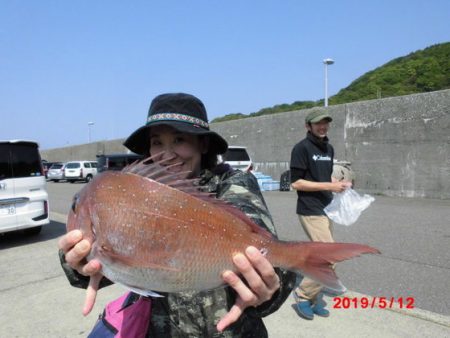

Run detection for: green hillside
[[212, 42, 450, 123]]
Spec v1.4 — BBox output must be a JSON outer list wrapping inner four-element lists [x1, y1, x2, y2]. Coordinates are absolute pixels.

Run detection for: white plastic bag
[[324, 188, 375, 226]]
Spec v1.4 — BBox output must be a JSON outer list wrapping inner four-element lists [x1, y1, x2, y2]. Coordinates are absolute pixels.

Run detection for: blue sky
[[1, 0, 449, 150]]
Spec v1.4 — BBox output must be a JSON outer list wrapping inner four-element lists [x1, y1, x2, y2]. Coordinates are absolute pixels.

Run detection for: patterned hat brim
[[123, 120, 228, 156]]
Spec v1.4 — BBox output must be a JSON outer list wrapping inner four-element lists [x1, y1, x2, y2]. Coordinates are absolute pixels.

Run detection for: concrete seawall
[[41, 89, 450, 199]]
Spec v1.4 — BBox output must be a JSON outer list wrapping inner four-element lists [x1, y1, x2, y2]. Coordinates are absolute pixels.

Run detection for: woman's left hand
[[217, 246, 280, 332]]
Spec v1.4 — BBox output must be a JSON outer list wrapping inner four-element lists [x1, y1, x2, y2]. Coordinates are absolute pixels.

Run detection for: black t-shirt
[[290, 132, 334, 215]]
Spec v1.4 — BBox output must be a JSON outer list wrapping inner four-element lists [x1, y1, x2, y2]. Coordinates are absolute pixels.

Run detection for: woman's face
[[149, 125, 206, 177]]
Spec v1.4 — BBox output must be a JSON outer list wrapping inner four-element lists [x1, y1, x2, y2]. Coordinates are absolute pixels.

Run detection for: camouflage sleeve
[[216, 170, 276, 234], [215, 170, 296, 318]]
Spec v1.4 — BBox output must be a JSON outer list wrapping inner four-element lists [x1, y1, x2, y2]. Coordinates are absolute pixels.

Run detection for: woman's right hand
[[58, 229, 104, 315]]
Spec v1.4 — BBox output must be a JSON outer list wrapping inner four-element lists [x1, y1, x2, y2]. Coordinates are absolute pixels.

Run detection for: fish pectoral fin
[[98, 245, 129, 264], [100, 248, 181, 272], [138, 260, 181, 272]]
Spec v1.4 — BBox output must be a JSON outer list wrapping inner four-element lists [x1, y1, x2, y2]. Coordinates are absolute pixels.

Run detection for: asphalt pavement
[[0, 183, 449, 337], [263, 191, 450, 317]]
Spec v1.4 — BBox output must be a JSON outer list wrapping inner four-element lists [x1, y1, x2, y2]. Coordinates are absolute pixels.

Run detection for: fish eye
[[71, 195, 79, 213]]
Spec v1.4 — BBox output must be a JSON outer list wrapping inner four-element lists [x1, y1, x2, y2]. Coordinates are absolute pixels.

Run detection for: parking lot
[[27, 181, 450, 316], [1, 180, 449, 336]]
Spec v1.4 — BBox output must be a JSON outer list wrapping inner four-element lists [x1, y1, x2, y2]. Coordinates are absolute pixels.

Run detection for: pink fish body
[[67, 161, 379, 294]]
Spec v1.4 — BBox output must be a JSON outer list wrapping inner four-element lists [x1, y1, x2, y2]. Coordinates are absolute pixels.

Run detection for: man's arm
[[291, 178, 351, 193]]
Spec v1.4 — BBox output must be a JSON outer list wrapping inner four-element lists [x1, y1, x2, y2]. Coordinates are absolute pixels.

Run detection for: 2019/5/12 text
[[333, 297, 415, 309]]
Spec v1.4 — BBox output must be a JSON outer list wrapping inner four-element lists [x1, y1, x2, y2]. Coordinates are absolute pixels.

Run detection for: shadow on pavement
[[0, 220, 66, 249]]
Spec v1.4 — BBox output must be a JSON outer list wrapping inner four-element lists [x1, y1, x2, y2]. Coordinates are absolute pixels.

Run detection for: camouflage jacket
[[59, 167, 296, 338]]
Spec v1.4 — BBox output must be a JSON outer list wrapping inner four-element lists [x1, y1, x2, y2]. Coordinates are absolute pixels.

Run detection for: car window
[[50, 164, 63, 169], [97, 154, 143, 172], [84, 163, 90, 168], [66, 163, 81, 169], [91, 162, 97, 168], [0, 145, 10, 180], [108, 158, 128, 170], [222, 148, 250, 162], [0, 142, 42, 179]]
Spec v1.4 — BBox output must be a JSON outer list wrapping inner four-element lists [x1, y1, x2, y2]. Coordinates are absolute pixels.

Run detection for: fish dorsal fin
[[122, 155, 210, 200], [122, 154, 274, 239]]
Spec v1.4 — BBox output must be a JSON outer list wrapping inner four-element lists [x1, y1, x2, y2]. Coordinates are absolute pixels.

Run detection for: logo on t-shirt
[[312, 154, 331, 161]]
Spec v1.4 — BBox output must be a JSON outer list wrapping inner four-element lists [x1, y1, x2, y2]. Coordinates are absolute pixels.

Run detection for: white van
[[0, 140, 49, 235], [64, 161, 98, 183]]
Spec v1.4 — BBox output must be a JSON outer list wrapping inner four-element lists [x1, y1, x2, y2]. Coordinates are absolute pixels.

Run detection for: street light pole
[[323, 58, 334, 107], [88, 122, 95, 143]]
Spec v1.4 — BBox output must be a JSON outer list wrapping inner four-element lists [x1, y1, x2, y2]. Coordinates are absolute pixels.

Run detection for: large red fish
[[67, 159, 379, 296]]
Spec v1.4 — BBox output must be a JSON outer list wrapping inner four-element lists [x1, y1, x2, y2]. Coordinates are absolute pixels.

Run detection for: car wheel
[[70, 180, 75, 184], [24, 226, 42, 236], [54, 180, 59, 183], [85, 175, 93, 182]]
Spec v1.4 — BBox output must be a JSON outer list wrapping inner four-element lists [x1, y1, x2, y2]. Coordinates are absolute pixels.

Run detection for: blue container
[[262, 181, 280, 191]]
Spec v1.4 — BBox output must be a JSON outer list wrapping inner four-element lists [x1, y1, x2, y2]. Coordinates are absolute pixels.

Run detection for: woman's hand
[[58, 230, 103, 315], [59, 230, 100, 275], [217, 246, 280, 332]]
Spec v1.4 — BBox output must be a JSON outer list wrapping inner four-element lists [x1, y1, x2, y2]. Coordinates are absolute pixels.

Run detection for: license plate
[[0, 204, 16, 215]]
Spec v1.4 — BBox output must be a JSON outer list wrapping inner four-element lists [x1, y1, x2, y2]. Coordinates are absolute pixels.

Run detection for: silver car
[[47, 162, 66, 182]]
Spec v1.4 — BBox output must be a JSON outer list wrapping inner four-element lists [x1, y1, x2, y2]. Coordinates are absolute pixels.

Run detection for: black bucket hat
[[124, 93, 228, 156]]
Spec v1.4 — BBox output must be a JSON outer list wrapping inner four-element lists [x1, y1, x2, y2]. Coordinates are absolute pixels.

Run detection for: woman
[[58, 93, 296, 337]]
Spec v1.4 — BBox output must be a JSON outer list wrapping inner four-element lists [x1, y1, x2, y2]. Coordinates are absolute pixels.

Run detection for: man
[[289, 109, 351, 320]]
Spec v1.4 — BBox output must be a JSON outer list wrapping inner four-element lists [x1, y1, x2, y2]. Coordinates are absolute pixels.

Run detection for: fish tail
[[272, 242, 380, 292]]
